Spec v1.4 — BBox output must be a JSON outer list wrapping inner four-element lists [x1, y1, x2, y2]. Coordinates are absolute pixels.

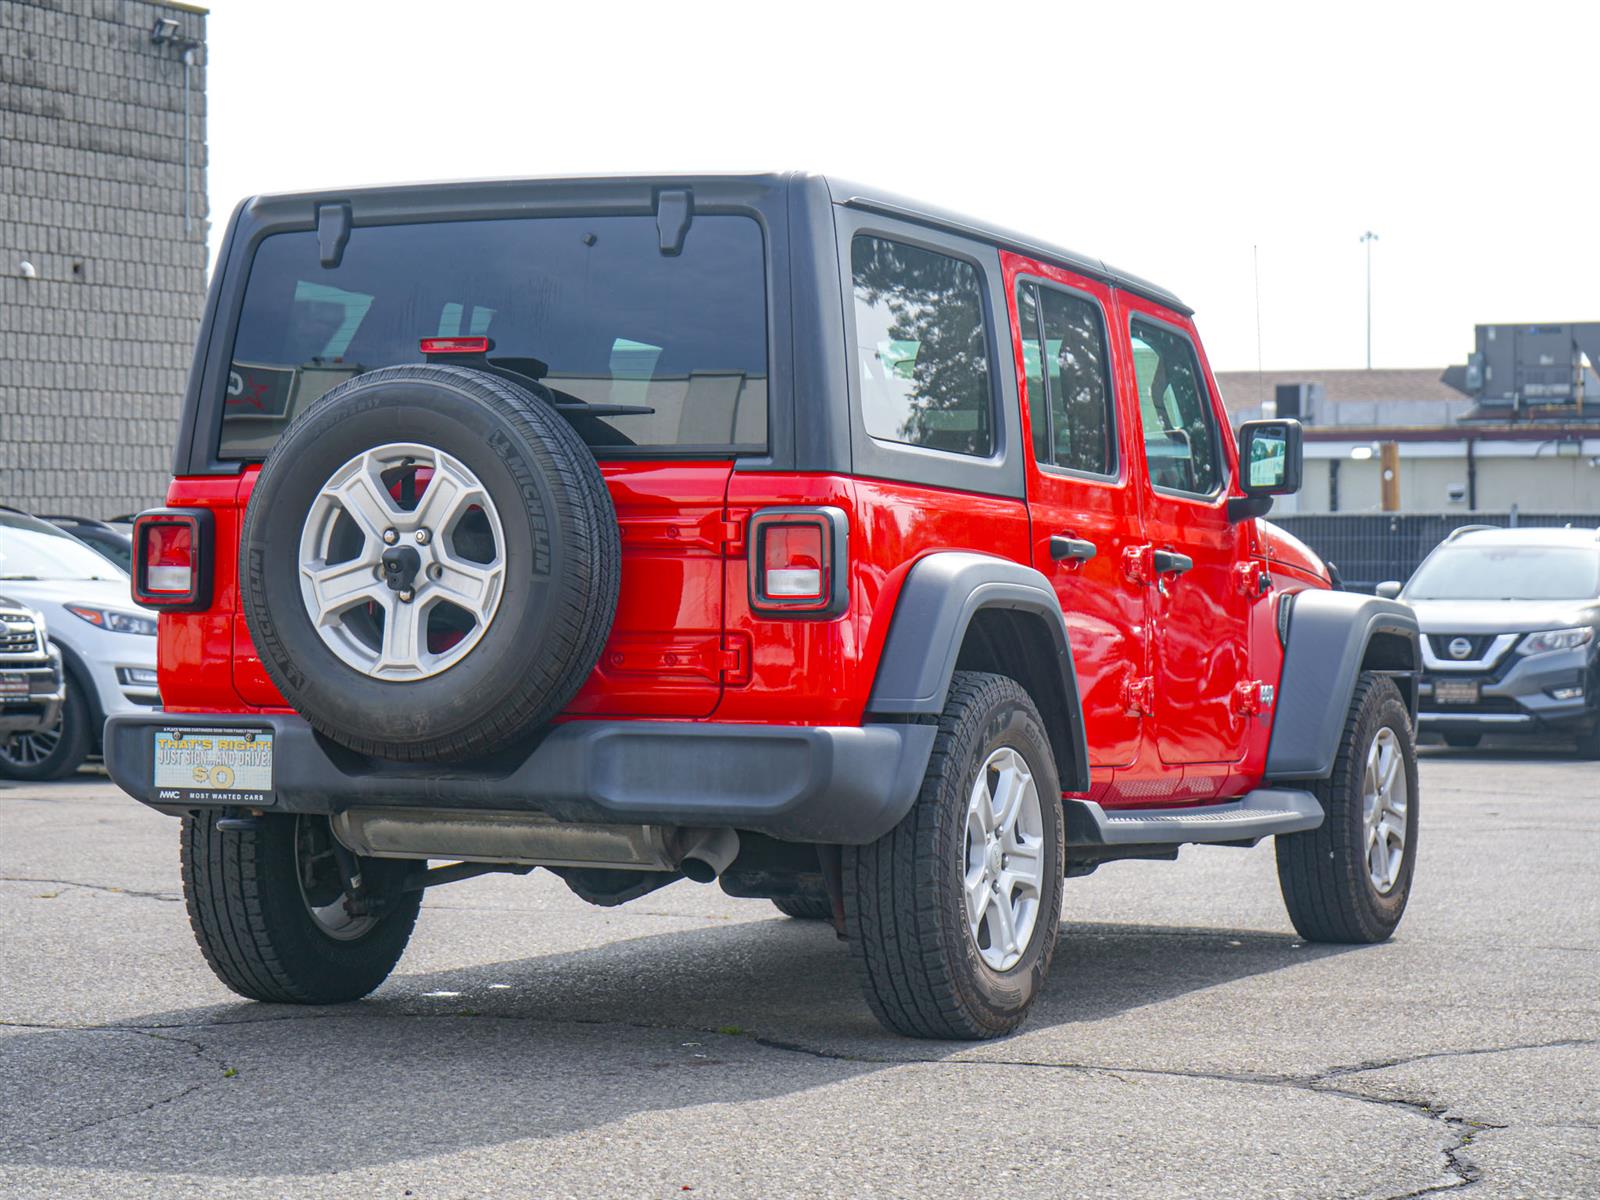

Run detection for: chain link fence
[[1268, 512, 1600, 593]]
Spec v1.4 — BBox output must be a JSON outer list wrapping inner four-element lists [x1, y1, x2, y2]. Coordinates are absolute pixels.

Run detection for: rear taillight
[[749, 507, 848, 617], [132, 509, 213, 610]]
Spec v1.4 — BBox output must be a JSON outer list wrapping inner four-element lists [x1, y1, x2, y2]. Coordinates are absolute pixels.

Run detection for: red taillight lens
[[762, 524, 825, 599], [143, 523, 193, 593], [749, 508, 847, 617], [419, 336, 493, 356], [132, 509, 212, 610]]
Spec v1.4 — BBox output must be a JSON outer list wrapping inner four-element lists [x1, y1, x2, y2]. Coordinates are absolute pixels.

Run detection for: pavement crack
[[0, 1025, 234, 1154], [0, 876, 181, 902]]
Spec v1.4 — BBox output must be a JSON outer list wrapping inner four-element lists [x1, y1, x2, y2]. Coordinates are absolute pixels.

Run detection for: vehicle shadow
[[0, 915, 1352, 1178]]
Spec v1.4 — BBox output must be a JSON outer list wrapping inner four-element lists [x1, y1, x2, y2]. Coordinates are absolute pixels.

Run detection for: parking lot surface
[[2, 747, 1596, 1199]]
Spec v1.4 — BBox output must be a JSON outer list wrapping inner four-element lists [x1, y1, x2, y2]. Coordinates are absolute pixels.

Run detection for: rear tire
[[771, 892, 833, 920], [1276, 673, 1418, 944], [180, 811, 421, 1004], [0, 673, 92, 782], [845, 672, 1064, 1039]]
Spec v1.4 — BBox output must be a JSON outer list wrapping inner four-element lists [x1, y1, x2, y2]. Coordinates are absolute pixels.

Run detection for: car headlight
[[64, 604, 158, 637], [1516, 627, 1594, 655]]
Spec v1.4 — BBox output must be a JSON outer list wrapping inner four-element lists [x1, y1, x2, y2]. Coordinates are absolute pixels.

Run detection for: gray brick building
[[1, 0, 208, 516]]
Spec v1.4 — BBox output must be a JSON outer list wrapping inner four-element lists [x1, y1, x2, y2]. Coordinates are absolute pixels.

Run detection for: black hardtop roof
[[236, 171, 1191, 316]]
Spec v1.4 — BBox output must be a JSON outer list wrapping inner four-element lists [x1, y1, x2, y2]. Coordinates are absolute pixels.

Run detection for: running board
[[1065, 788, 1323, 847]]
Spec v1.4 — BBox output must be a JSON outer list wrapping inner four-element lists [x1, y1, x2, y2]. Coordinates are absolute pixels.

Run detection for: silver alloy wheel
[[1362, 726, 1408, 894], [0, 718, 62, 767], [295, 816, 377, 941], [298, 442, 506, 680], [963, 745, 1047, 972]]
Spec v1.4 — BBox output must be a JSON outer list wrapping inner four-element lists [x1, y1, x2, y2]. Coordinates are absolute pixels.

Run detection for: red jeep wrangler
[[108, 174, 1421, 1039]]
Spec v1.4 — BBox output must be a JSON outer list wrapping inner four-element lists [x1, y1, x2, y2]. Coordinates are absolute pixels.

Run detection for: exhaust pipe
[[678, 828, 740, 883]]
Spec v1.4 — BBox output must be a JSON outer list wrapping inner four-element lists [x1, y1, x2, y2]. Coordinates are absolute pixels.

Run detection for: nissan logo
[[1448, 637, 1474, 660]]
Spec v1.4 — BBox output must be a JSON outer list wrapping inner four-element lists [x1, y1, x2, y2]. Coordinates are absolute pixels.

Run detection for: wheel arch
[[865, 552, 1089, 793], [1267, 590, 1419, 779]]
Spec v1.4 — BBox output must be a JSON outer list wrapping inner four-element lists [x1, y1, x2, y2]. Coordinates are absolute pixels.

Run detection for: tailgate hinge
[[711, 513, 746, 556], [720, 634, 751, 685]]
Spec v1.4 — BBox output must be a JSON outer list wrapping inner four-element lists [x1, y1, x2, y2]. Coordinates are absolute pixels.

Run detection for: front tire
[[0, 673, 92, 782], [181, 811, 421, 1004], [1276, 673, 1418, 943], [845, 672, 1064, 1039]]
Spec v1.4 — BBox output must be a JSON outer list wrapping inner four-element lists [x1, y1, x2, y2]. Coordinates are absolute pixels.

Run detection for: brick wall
[[0, 0, 208, 517]]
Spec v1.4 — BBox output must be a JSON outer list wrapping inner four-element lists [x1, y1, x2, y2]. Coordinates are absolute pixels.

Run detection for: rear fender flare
[[865, 552, 1089, 792], [1266, 589, 1419, 779]]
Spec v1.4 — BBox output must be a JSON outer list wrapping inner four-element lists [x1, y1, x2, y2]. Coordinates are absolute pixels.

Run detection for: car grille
[[1420, 696, 1521, 715], [0, 622, 41, 656], [1427, 633, 1501, 661]]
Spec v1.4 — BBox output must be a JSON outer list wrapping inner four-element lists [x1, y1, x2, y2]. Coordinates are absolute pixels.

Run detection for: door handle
[[1152, 549, 1193, 575], [1050, 535, 1098, 563]]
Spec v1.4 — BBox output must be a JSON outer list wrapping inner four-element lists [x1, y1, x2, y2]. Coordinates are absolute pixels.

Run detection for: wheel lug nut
[[398, 588, 414, 603], [414, 528, 431, 545], [382, 528, 398, 545]]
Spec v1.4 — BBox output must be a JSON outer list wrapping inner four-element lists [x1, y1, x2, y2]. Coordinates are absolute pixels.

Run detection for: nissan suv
[[1379, 525, 1600, 755], [106, 173, 1421, 1039]]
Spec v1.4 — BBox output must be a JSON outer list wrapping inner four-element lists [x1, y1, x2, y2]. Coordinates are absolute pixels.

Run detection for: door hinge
[[1234, 680, 1275, 715], [1122, 674, 1155, 717], [1234, 561, 1271, 598], [1121, 544, 1153, 586]]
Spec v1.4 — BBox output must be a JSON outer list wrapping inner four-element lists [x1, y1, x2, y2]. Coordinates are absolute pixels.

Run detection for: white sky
[[202, 0, 1600, 373]]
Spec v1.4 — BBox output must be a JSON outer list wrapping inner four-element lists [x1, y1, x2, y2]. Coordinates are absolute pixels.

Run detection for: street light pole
[[1361, 230, 1379, 369]]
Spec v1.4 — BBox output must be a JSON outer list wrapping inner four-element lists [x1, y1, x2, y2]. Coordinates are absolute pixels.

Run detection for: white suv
[[0, 511, 158, 779]]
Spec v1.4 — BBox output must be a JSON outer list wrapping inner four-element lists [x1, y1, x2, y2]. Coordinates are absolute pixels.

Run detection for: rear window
[[220, 214, 769, 459]]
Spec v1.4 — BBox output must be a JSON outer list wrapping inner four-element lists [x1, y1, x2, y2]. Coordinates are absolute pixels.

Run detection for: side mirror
[[1375, 581, 1403, 600], [1237, 419, 1303, 496]]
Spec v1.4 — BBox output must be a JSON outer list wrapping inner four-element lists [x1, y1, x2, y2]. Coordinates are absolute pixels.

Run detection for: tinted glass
[[852, 236, 993, 458], [1130, 318, 1222, 495], [1405, 545, 1600, 601], [1017, 285, 1048, 461], [1019, 284, 1115, 475], [222, 215, 768, 459]]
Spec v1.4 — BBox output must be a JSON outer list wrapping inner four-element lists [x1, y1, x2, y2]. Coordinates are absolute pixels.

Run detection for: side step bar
[[1065, 788, 1323, 847]]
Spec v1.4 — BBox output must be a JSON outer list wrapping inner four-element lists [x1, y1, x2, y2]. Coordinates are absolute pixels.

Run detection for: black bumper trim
[[105, 712, 937, 846]]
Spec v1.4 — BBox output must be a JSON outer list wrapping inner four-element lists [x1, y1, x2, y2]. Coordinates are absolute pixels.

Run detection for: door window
[[1017, 282, 1116, 476], [1130, 318, 1223, 496], [851, 235, 994, 458]]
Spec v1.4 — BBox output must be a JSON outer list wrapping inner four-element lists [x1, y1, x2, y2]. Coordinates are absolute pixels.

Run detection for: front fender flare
[[1266, 589, 1419, 779], [865, 552, 1089, 792]]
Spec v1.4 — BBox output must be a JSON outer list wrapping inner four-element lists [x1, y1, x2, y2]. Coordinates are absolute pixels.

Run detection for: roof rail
[[1445, 524, 1501, 542]]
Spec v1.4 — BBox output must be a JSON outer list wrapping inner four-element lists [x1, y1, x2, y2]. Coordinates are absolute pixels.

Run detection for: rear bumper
[[104, 711, 937, 845]]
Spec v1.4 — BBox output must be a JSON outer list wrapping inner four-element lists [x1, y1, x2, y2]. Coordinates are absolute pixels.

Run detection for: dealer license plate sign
[[153, 728, 274, 805], [0, 673, 27, 701], [1433, 680, 1480, 705]]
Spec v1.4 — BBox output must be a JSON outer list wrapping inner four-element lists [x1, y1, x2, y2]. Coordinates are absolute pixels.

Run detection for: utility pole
[[1361, 231, 1379, 368]]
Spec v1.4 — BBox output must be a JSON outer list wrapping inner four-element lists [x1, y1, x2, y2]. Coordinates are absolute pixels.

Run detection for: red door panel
[[1002, 252, 1146, 770], [1115, 294, 1250, 765]]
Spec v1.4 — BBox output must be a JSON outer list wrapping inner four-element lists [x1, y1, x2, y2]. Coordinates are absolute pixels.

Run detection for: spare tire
[[241, 364, 619, 762]]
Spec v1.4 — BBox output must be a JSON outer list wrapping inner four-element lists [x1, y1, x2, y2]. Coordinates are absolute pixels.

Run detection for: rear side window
[[1130, 317, 1223, 496], [851, 235, 994, 458], [221, 215, 769, 460], [1016, 282, 1115, 476]]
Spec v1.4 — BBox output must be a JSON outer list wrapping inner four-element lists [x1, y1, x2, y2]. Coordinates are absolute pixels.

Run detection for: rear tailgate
[[230, 461, 738, 717]]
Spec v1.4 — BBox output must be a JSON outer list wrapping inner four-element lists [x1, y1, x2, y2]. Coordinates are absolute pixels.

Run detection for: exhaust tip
[[678, 827, 739, 884]]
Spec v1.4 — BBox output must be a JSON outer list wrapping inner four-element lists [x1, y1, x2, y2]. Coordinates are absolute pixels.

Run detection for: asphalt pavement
[[2, 746, 1596, 1199]]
